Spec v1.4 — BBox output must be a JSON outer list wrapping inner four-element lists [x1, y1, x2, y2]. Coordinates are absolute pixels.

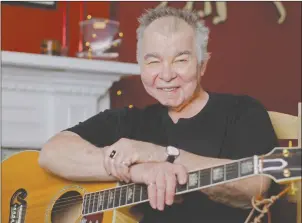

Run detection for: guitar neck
[[82, 156, 257, 216]]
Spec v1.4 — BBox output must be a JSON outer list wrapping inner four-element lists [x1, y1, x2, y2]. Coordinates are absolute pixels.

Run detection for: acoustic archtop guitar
[[2, 147, 301, 223]]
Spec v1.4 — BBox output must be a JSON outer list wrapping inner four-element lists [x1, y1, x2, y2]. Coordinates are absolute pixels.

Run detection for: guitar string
[[11, 181, 300, 222], [11, 165, 301, 212], [17, 187, 144, 222], [14, 187, 143, 218], [8, 152, 301, 219], [13, 164, 241, 207], [10, 152, 298, 207]]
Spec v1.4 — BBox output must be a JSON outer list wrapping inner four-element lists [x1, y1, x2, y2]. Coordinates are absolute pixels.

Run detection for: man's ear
[[200, 52, 211, 77]]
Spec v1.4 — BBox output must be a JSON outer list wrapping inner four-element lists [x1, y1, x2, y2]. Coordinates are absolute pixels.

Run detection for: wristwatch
[[166, 146, 180, 163]]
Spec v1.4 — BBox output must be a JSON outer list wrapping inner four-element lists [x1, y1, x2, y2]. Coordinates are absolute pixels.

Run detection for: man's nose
[[159, 64, 176, 82]]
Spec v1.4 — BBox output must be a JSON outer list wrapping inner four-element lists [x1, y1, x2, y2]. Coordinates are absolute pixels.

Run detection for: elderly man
[[39, 7, 278, 223]]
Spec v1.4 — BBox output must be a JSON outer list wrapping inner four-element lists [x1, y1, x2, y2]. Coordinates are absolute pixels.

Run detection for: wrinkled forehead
[[142, 17, 196, 56]]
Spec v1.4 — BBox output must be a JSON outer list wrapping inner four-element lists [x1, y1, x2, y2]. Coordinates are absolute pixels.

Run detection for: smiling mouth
[[158, 87, 179, 92]]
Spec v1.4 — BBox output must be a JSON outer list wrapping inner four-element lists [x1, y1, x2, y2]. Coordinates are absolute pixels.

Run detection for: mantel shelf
[[1, 51, 140, 149], [2, 51, 140, 75]]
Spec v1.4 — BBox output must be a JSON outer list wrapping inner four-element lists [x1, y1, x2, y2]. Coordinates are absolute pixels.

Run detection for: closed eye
[[148, 61, 159, 64], [175, 59, 188, 63]]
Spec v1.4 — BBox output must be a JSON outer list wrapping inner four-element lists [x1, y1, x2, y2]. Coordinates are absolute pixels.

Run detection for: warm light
[[85, 42, 90, 47], [93, 22, 106, 29], [117, 90, 122, 96], [128, 104, 133, 108], [87, 15, 92, 20], [87, 51, 92, 60], [119, 32, 124, 37], [92, 33, 97, 38]]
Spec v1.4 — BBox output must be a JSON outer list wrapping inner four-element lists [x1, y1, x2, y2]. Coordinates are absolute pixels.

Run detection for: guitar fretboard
[[82, 156, 255, 216]]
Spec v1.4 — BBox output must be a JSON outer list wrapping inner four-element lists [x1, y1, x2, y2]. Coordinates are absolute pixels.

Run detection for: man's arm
[[39, 131, 117, 182], [39, 107, 137, 182]]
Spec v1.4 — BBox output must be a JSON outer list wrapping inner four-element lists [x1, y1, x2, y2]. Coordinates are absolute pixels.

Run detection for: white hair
[[136, 7, 210, 64]]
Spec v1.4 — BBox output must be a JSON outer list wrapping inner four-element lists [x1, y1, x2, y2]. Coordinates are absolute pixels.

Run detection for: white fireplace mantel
[[1, 51, 140, 149]]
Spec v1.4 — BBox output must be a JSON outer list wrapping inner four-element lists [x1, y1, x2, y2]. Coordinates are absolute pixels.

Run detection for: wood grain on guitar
[[2, 148, 301, 223]]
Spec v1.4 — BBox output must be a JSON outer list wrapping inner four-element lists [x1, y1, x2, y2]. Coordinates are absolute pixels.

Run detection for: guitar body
[[2, 151, 139, 223], [2, 147, 301, 223]]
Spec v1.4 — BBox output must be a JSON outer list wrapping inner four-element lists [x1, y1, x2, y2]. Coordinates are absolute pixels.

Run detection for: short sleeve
[[222, 96, 279, 160], [65, 107, 139, 147]]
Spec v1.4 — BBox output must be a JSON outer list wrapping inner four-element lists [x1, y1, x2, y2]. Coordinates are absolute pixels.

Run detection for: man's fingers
[[109, 159, 118, 178], [116, 162, 130, 182], [156, 171, 166, 211], [121, 162, 131, 182], [174, 165, 188, 185], [165, 173, 176, 206], [114, 155, 129, 182], [148, 182, 157, 209]]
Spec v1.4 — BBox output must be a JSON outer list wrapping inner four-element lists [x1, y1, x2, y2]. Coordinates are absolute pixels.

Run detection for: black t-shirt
[[66, 92, 279, 223]]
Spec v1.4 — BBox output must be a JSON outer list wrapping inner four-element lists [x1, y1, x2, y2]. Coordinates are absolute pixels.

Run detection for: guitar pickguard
[[9, 188, 28, 223]]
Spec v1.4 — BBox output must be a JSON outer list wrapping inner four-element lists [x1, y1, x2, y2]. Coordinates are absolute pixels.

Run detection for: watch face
[[167, 146, 180, 156]]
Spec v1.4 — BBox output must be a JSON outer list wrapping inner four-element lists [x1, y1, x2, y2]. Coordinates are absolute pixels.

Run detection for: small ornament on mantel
[[41, 2, 69, 56], [76, 7, 123, 60]]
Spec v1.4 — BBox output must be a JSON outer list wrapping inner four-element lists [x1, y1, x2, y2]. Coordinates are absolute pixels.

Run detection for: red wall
[[111, 1, 301, 117], [2, 2, 300, 116], [1, 2, 110, 57], [1, 2, 300, 222]]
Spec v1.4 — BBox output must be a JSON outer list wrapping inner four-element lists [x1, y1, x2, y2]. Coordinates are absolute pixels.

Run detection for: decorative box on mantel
[[1, 51, 140, 152]]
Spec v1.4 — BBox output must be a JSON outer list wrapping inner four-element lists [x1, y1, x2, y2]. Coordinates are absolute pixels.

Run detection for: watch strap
[[166, 155, 176, 163]]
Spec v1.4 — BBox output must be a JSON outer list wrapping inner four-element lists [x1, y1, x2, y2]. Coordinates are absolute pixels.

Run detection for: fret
[[103, 190, 109, 210], [126, 184, 135, 204], [188, 171, 199, 190], [226, 162, 239, 180], [88, 193, 94, 214], [199, 168, 211, 187], [134, 184, 141, 202], [114, 187, 121, 208], [107, 189, 115, 209], [120, 185, 127, 206], [82, 194, 89, 215], [141, 185, 148, 201], [93, 192, 99, 213], [97, 191, 104, 211], [212, 165, 225, 184], [85, 193, 91, 214], [224, 164, 226, 181], [239, 158, 254, 177]]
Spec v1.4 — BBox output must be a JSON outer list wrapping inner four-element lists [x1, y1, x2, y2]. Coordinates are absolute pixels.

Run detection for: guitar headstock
[[259, 147, 301, 184]]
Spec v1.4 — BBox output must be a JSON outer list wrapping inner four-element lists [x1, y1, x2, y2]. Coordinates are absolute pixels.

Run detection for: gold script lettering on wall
[[156, 1, 287, 25]]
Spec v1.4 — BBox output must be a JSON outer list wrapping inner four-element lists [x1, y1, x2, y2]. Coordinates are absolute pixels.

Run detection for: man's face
[[140, 17, 203, 110]]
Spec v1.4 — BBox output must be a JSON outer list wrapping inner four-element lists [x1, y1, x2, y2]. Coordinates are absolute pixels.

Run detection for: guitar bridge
[[9, 188, 27, 223]]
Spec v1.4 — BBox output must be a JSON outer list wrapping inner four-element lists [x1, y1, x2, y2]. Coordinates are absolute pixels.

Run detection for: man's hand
[[103, 138, 166, 182], [129, 162, 188, 211]]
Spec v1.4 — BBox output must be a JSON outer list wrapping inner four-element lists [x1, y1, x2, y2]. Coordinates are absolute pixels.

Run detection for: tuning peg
[[289, 182, 298, 196]]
